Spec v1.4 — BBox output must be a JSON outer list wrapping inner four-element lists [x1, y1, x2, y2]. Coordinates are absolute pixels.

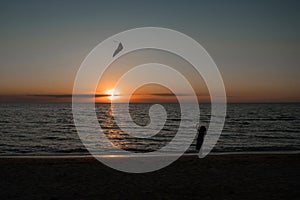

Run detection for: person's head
[[199, 126, 206, 133]]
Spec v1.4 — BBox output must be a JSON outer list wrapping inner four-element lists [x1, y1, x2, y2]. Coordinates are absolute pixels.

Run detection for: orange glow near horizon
[[2, 47, 299, 103], [95, 84, 185, 103]]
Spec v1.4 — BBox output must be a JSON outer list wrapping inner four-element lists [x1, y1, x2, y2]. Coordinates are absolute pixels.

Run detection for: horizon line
[[0, 94, 299, 104]]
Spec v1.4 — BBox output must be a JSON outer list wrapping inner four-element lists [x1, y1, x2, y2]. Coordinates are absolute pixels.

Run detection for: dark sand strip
[[0, 154, 299, 200]]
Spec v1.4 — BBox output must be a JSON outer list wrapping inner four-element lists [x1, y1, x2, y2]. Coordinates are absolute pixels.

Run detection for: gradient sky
[[0, 0, 299, 102]]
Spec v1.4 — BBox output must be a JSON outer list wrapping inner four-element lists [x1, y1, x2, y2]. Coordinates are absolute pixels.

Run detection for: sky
[[0, 0, 299, 102]]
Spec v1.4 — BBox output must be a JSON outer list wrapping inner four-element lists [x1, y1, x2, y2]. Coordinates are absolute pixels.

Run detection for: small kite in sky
[[113, 42, 123, 57]]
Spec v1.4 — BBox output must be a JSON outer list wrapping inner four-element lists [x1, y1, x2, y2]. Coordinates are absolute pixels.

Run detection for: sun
[[105, 88, 120, 101]]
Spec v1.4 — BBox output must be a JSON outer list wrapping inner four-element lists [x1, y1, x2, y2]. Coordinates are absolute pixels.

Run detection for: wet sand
[[0, 153, 299, 200]]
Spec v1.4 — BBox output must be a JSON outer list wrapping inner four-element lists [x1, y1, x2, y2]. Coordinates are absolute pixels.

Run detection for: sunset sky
[[0, 0, 299, 103]]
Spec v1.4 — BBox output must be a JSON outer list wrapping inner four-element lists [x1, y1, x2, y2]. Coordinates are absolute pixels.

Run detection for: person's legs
[[196, 138, 204, 151]]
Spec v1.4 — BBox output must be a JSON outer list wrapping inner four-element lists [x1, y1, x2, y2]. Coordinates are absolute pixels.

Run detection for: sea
[[0, 103, 299, 155]]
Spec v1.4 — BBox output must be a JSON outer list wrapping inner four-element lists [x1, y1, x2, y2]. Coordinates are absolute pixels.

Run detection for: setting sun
[[105, 88, 120, 101]]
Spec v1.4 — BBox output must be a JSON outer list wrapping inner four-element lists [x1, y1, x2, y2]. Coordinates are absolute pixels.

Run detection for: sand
[[0, 153, 299, 200]]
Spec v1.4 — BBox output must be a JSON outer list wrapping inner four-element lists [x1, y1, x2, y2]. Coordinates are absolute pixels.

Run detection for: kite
[[113, 42, 123, 57]]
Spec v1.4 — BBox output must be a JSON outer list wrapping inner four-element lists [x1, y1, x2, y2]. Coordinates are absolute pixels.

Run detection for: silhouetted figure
[[196, 126, 206, 151]]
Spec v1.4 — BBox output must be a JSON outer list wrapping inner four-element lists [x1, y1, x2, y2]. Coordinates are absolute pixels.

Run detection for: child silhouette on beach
[[196, 126, 206, 152]]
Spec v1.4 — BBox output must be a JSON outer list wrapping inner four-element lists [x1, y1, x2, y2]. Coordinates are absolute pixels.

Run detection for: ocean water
[[0, 103, 299, 155]]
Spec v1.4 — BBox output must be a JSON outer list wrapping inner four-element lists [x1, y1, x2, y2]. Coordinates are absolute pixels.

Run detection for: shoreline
[[0, 150, 299, 159]]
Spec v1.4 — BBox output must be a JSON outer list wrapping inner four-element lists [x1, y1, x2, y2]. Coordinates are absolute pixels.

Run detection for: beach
[[0, 153, 299, 200]]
